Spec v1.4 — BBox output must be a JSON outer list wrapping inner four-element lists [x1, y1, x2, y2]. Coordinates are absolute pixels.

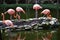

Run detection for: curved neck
[[47, 14, 52, 19]]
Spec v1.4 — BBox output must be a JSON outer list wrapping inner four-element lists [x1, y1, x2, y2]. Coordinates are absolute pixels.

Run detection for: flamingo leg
[[10, 15, 12, 20], [35, 10, 38, 18]]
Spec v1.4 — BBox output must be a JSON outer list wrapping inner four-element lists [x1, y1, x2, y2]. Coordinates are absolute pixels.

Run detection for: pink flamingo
[[33, 4, 42, 18], [16, 7, 25, 13], [1, 13, 14, 28], [7, 9, 15, 20], [41, 9, 50, 16], [16, 7, 25, 21], [41, 9, 53, 20]]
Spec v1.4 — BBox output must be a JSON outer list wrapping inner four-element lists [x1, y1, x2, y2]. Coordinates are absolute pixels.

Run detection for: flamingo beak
[[4, 12, 7, 14], [1, 13, 4, 16], [22, 10, 25, 14]]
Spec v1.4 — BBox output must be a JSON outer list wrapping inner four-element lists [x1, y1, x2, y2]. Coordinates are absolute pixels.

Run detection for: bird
[[41, 9, 50, 15], [33, 4, 42, 18], [16, 7, 25, 21], [1, 13, 14, 28]]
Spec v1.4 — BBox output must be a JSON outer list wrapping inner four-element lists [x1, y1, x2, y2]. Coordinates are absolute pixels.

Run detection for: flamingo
[[16, 7, 25, 21], [7, 9, 15, 20], [1, 13, 14, 28], [6, 8, 20, 21], [16, 7, 25, 13], [33, 4, 42, 18], [41, 9, 50, 16]]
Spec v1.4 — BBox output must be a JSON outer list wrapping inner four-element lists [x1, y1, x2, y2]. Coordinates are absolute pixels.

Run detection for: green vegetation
[[1, 29, 57, 40]]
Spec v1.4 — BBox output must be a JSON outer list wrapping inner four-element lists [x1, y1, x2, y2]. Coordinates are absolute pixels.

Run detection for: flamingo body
[[41, 9, 50, 15], [16, 7, 25, 13], [7, 9, 15, 15], [33, 4, 42, 10], [1, 13, 13, 27], [3, 20, 13, 26]]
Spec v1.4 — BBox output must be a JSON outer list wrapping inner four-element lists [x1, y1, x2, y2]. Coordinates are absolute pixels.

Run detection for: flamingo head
[[16, 7, 25, 13]]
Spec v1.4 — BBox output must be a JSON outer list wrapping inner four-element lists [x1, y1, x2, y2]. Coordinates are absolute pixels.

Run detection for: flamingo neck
[[2, 14, 5, 21], [47, 14, 52, 19]]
